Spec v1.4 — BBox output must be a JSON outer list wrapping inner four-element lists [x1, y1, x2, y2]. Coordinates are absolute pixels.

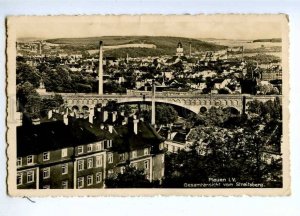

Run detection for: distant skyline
[[13, 15, 284, 40]]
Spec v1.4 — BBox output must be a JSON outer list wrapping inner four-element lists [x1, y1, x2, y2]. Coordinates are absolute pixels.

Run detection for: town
[[15, 36, 283, 189]]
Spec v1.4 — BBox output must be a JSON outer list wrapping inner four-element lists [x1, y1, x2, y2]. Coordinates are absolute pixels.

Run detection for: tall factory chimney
[[98, 41, 104, 95], [151, 79, 156, 126], [189, 41, 192, 57], [39, 41, 42, 55]]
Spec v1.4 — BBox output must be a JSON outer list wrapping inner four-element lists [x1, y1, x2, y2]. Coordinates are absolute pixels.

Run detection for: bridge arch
[[72, 105, 79, 112], [82, 105, 89, 112]]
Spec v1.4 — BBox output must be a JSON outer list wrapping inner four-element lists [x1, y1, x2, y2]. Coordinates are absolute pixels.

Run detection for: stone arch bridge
[[47, 92, 281, 115]]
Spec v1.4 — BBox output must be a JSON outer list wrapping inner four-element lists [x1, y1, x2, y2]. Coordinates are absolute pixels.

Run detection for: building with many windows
[[16, 107, 165, 189]]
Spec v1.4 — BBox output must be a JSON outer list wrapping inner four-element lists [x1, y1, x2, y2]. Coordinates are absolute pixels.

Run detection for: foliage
[[40, 95, 64, 117], [105, 166, 155, 188], [17, 62, 40, 88], [138, 104, 178, 125], [46, 36, 226, 58], [247, 98, 282, 121]]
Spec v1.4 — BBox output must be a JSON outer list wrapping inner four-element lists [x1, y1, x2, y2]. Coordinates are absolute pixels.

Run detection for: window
[[17, 157, 22, 167], [132, 150, 137, 159], [62, 163, 68, 175], [27, 155, 33, 165], [61, 148, 68, 157], [119, 153, 125, 161], [96, 155, 102, 167], [77, 177, 84, 188], [87, 158, 93, 169], [132, 163, 137, 169], [87, 175, 93, 186], [144, 148, 149, 155], [27, 170, 34, 183], [120, 166, 125, 174], [96, 172, 102, 183], [43, 167, 50, 179], [62, 181, 68, 189], [43, 185, 50, 189], [17, 173, 22, 185], [108, 153, 113, 164], [78, 160, 84, 171], [95, 143, 102, 151], [144, 160, 149, 170], [107, 140, 112, 148], [159, 143, 164, 150], [87, 144, 92, 152], [78, 146, 83, 154], [43, 152, 50, 161]]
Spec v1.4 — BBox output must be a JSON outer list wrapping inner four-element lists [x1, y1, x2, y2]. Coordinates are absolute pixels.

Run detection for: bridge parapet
[[40, 91, 281, 114]]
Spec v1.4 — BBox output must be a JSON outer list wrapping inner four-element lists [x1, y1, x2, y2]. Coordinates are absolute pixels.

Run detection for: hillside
[[46, 36, 227, 58], [253, 38, 282, 43]]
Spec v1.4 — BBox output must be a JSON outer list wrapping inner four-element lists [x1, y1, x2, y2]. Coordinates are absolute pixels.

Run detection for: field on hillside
[[46, 36, 227, 57]]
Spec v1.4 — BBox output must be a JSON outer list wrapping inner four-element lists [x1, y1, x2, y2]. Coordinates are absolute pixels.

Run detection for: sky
[[11, 15, 285, 40]]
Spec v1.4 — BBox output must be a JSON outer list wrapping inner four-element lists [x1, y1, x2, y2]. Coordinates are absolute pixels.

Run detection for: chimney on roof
[[133, 119, 139, 135], [108, 125, 113, 133], [88, 111, 94, 124], [122, 117, 128, 125], [102, 110, 108, 122], [112, 111, 117, 122], [48, 110, 53, 119], [63, 114, 68, 125], [167, 129, 172, 140]]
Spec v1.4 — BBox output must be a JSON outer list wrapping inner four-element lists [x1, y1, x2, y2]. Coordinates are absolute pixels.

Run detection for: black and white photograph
[[6, 15, 289, 196]]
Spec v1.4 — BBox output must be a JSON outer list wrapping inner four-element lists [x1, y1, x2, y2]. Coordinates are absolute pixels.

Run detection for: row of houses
[[16, 107, 165, 189]]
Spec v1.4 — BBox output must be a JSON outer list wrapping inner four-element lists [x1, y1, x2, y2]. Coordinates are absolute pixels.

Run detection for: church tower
[[176, 41, 184, 57]]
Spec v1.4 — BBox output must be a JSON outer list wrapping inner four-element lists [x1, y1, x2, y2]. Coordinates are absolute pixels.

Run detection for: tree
[[156, 104, 178, 125], [118, 104, 133, 117], [40, 94, 64, 117], [104, 101, 119, 112], [218, 88, 230, 94], [17, 82, 42, 118], [16, 62, 40, 87], [105, 166, 154, 188]]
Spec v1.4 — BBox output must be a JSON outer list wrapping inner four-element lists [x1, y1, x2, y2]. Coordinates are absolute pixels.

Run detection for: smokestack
[[189, 42, 191, 57], [39, 42, 42, 55], [151, 80, 156, 126], [98, 41, 103, 95], [133, 119, 139, 135]]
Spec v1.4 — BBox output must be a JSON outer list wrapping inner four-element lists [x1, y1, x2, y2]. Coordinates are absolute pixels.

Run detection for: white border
[[1, 0, 300, 216]]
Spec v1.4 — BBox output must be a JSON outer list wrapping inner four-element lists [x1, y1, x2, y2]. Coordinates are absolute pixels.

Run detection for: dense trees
[[138, 104, 178, 125], [105, 166, 156, 188], [163, 99, 282, 188], [17, 62, 41, 88]]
